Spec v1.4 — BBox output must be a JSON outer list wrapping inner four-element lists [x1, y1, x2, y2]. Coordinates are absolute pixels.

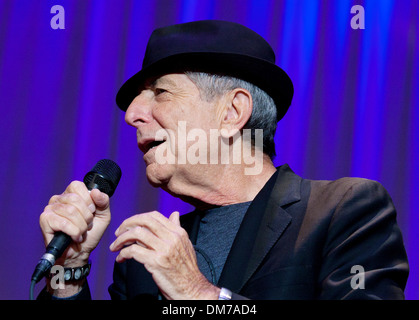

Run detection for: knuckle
[[124, 246, 135, 258], [48, 195, 60, 205], [172, 226, 185, 240], [65, 192, 81, 204], [39, 210, 51, 227], [133, 226, 142, 238], [42, 204, 53, 214], [59, 219, 81, 237], [67, 180, 86, 193], [145, 211, 160, 220], [169, 232, 181, 246], [151, 211, 164, 219], [155, 252, 169, 267], [64, 203, 78, 217], [58, 217, 70, 231], [54, 202, 78, 219], [177, 227, 188, 239], [137, 213, 153, 226], [134, 213, 145, 220]]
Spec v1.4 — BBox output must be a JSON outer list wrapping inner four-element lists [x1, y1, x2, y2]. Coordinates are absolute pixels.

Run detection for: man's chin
[[145, 164, 171, 188]]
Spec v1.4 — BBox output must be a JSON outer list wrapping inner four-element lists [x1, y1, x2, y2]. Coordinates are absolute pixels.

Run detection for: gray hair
[[185, 72, 277, 159]]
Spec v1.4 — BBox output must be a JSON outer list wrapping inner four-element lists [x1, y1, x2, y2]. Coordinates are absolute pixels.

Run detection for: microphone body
[[31, 159, 121, 284]]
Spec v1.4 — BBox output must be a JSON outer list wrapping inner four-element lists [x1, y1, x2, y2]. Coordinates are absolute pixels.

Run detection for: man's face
[[125, 73, 221, 191]]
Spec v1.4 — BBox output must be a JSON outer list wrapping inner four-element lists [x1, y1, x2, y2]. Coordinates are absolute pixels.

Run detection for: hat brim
[[116, 52, 293, 121]]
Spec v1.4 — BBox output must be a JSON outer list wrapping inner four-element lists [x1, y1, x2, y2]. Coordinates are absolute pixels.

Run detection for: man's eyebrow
[[152, 77, 178, 88], [140, 76, 178, 93]]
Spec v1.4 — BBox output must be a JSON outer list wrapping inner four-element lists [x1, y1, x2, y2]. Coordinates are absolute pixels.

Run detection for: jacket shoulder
[[306, 176, 391, 206]]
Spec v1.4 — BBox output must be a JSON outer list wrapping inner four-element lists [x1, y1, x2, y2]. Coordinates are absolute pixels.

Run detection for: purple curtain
[[1, 0, 417, 299]]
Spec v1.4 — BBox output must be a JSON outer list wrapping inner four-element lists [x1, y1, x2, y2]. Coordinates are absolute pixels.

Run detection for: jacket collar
[[217, 164, 301, 292]]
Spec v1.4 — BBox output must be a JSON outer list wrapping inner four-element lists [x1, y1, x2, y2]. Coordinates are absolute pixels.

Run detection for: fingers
[[39, 181, 98, 244], [116, 242, 149, 264], [40, 206, 86, 244], [51, 192, 94, 226], [115, 211, 181, 238], [110, 226, 161, 252], [62, 181, 95, 209], [110, 210, 211, 299], [111, 211, 187, 263], [110, 227, 160, 263]]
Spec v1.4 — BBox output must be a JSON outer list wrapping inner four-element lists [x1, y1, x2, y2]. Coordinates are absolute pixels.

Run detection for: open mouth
[[144, 140, 166, 153]]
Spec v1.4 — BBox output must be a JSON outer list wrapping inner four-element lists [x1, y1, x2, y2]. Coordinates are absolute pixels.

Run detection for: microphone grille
[[83, 159, 122, 197]]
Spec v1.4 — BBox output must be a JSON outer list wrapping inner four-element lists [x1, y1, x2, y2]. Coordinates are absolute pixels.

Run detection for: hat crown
[[143, 20, 276, 69], [116, 20, 293, 121]]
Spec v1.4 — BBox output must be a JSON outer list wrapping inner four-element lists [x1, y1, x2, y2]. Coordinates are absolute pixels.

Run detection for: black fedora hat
[[116, 20, 293, 121]]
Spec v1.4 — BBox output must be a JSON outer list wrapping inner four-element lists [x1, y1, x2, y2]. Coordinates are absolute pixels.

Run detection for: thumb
[[90, 189, 110, 214], [169, 211, 181, 226]]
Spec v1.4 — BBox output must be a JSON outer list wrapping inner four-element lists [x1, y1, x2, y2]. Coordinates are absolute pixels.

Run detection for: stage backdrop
[[0, 0, 417, 300]]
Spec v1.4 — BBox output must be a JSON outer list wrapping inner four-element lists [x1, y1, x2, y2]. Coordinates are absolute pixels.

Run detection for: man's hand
[[109, 211, 220, 300], [39, 181, 111, 267]]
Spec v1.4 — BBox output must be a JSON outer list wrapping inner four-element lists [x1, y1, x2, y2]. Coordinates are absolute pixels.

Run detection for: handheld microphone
[[31, 159, 122, 286]]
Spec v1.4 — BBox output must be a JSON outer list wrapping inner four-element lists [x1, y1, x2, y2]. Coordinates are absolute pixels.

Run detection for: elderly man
[[38, 20, 408, 300]]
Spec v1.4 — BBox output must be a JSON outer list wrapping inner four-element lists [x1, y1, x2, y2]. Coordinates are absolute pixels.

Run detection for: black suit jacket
[[108, 165, 409, 300]]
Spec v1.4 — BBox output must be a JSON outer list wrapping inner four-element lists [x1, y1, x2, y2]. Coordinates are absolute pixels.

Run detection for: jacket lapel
[[217, 164, 302, 293]]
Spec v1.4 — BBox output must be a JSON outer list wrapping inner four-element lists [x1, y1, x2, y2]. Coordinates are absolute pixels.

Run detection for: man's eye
[[155, 88, 167, 95]]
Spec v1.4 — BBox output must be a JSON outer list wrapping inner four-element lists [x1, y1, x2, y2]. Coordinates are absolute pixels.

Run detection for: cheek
[[153, 103, 187, 130]]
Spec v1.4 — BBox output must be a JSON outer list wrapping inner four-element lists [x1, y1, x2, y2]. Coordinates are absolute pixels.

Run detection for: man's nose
[[124, 91, 153, 127]]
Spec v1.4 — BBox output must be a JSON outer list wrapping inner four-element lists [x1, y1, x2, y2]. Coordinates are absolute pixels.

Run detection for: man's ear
[[220, 88, 253, 138]]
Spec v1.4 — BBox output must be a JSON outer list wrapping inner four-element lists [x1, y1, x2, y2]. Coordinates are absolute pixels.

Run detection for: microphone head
[[83, 159, 122, 197]]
